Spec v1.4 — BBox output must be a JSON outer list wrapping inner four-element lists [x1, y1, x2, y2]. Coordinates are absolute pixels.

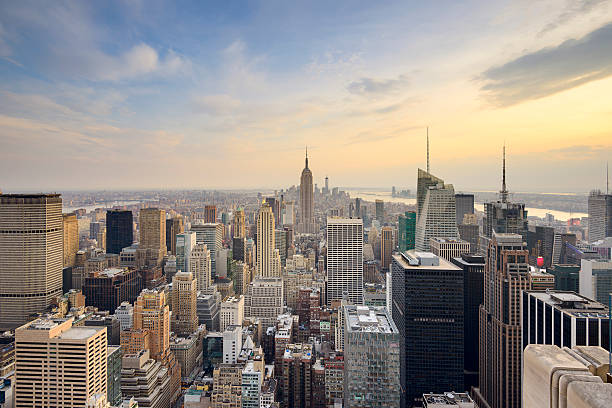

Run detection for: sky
[[0, 0, 611, 193]]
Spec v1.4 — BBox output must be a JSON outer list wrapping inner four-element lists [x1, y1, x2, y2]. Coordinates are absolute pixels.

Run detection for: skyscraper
[[0, 194, 63, 330], [204, 205, 217, 223], [189, 242, 212, 291], [191, 223, 223, 280], [380, 226, 393, 270], [244, 277, 284, 327], [170, 271, 198, 337], [233, 208, 246, 238], [106, 210, 133, 255], [139, 208, 167, 264], [63, 212, 78, 267], [14, 317, 107, 408], [256, 202, 279, 277], [455, 193, 474, 225], [132, 288, 170, 362], [398, 211, 416, 252], [587, 190, 612, 242], [326, 217, 364, 305], [299, 148, 316, 234], [474, 232, 531, 408], [375, 199, 384, 223], [391, 251, 464, 407], [175, 231, 196, 275], [165, 216, 184, 255], [415, 170, 459, 252]]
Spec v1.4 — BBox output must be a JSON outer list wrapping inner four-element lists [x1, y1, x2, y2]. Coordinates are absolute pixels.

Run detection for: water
[[347, 190, 587, 221], [63, 200, 146, 213]]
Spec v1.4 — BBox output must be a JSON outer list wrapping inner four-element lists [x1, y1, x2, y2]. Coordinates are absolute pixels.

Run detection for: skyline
[[1, 1, 612, 192]]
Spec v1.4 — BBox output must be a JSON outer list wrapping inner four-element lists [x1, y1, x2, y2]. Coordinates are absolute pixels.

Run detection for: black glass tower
[[106, 210, 133, 254]]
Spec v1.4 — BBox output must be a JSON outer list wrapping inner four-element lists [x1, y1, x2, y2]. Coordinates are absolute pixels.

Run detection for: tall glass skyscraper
[[398, 211, 416, 252], [106, 210, 133, 255]]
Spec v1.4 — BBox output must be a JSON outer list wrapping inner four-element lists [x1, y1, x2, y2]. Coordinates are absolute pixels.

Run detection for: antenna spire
[[607, 161, 609, 195], [500, 143, 508, 203], [426, 127, 430, 173], [305, 146, 309, 169]]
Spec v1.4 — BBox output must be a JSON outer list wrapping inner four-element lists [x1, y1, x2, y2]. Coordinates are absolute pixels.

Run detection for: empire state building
[[298, 148, 316, 234]]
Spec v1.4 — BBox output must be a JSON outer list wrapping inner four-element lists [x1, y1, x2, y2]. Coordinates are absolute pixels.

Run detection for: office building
[[416, 168, 444, 218], [211, 364, 243, 408], [451, 254, 485, 390], [552, 232, 577, 265], [171, 271, 198, 336], [107, 345, 122, 406], [298, 149, 316, 234], [343, 305, 400, 408], [90, 221, 103, 240], [165, 216, 184, 255], [231, 261, 250, 295], [191, 223, 223, 279], [85, 315, 121, 345], [266, 196, 281, 227], [83, 267, 142, 313], [220, 295, 244, 332], [527, 225, 555, 268], [222, 325, 242, 364], [63, 212, 79, 267], [115, 301, 134, 331], [415, 171, 459, 252], [132, 288, 170, 362], [233, 208, 246, 238], [391, 251, 463, 407], [458, 223, 479, 253], [380, 226, 393, 270], [233, 236, 246, 262], [244, 277, 284, 327], [275, 229, 287, 265], [256, 202, 279, 277], [282, 201, 295, 226], [14, 317, 107, 408], [579, 258, 612, 305], [197, 290, 220, 331], [474, 233, 531, 408], [170, 331, 203, 380], [549, 264, 580, 292], [375, 199, 384, 223], [587, 190, 612, 242], [188, 242, 211, 292], [139, 208, 167, 264], [204, 205, 217, 223], [430, 237, 470, 262], [175, 231, 196, 276], [106, 210, 133, 255], [455, 193, 475, 226], [0, 194, 63, 330], [279, 343, 314, 408], [120, 350, 174, 408], [523, 344, 612, 408], [398, 211, 416, 252], [522, 291, 610, 351], [242, 361, 263, 408], [327, 217, 364, 305]]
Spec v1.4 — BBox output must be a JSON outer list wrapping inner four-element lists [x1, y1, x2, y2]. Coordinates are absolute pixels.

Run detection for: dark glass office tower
[[106, 210, 133, 254], [451, 254, 485, 390], [455, 193, 474, 225], [527, 225, 555, 268], [391, 251, 463, 408]]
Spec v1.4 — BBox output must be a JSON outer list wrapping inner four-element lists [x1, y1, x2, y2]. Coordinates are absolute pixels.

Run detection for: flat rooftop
[[423, 392, 474, 406], [394, 251, 461, 271], [345, 305, 397, 334], [58, 326, 103, 340], [525, 290, 609, 318]]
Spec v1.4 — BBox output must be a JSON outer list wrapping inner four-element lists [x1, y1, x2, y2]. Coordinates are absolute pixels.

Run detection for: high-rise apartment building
[[474, 232, 531, 408], [189, 242, 212, 291], [415, 170, 459, 252], [244, 277, 284, 327], [106, 210, 133, 255], [0, 194, 63, 330], [191, 223, 223, 279], [63, 212, 79, 267], [326, 217, 364, 305], [139, 208, 167, 264], [579, 258, 612, 305], [451, 254, 485, 390], [430, 237, 470, 262], [165, 216, 184, 255], [455, 193, 474, 225], [391, 251, 463, 407], [204, 205, 217, 223], [171, 271, 198, 336], [14, 317, 107, 408], [298, 149, 316, 234], [587, 190, 612, 242], [375, 199, 384, 223], [380, 226, 393, 270], [256, 202, 278, 277], [398, 211, 416, 252], [343, 305, 400, 408], [233, 208, 246, 238]]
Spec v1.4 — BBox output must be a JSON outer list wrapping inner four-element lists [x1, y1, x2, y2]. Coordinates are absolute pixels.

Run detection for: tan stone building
[[171, 271, 198, 336], [14, 317, 107, 407], [139, 208, 167, 265], [63, 212, 79, 267], [211, 363, 243, 408]]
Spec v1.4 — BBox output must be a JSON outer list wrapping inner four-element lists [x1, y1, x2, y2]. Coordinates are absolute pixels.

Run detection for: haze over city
[[1, 0, 611, 191]]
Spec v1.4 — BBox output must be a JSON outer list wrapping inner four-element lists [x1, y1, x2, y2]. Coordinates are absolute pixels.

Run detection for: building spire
[[500, 143, 509, 203], [607, 161, 609, 195], [426, 127, 430, 173], [305, 146, 309, 169]]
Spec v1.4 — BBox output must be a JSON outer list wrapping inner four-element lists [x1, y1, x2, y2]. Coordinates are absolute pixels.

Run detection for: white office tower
[[256, 203, 279, 277], [220, 295, 244, 332], [189, 243, 211, 291], [327, 218, 364, 305], [244, 277, 284, 327], [176, 231, 196, 273], [579, 258, 612, 305], [115, 301, 134, 330], [222, 325, 242, 364], [415, 182, 459, 252]]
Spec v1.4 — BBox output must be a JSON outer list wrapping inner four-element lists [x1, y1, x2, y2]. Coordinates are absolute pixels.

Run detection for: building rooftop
[[452, 254, 485, 266], [431, 237, 469, 244], [423, 392, 474, 406], [98, 267, 128, 278], [58, 326, 103, 340], [525, 290, 609, 318], [345, 305, 397, 334], [394, 251, 461, 271]]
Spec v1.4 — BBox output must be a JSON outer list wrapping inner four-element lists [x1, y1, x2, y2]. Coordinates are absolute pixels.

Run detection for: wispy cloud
[[479, 22, 612, 106], [347, 74, 409, 96], [538, 0, 609, 36]]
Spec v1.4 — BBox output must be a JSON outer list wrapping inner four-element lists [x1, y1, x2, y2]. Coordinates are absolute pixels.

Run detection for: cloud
[[545, 144, 612, 157], [539, 0, 609, 36], [192, 94, 242, 115], [345, 125, 421, 145], [479, 22, 612, 106], [347, 74, 409, 96]]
